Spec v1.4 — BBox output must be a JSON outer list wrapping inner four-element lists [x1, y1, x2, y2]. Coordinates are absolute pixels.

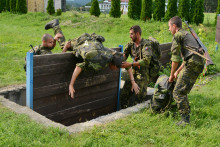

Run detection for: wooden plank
[[59, 104, 116, 126], [46, 96, 116, 122], [34, 88, 118, 115], [33, 62, 75, 77], [33, 73, 119, 99]]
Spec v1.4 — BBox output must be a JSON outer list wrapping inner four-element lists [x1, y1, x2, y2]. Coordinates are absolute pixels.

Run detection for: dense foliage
[[140, 0, 152, 21], [178, 0, 190, 22], [153, 0, 165, 21], [16, 0, 27, 14], [10, 0, 16, 13], [190, 0, 197, 23], [110, 0, 121, 18], [90, 0, 101, 17], [193, 0, 204, 25], [47, 0, 55, 15], [165, 0, 178, 21]]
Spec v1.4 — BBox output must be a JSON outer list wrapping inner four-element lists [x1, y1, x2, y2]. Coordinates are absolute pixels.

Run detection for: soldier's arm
[[128, 68, 140, 94], [69, 66, 82, 99], [137, 44, 152, 67]]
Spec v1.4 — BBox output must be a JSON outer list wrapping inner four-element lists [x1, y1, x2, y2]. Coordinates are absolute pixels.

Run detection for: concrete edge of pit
[[0, 87, 154, 134]]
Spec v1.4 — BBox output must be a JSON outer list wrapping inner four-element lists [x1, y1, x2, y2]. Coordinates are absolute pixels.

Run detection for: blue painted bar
[[117, 45, 123, 110], [216, 44, 219, 52], [26, 52, 33, 109], [218, 14, 220, 16]]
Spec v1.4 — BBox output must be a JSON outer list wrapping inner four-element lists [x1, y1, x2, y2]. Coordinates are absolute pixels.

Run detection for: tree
[[110, 0, 121, 18], [178, 0, 190, 22], [16, 0, 27, 14], [47, 0, 55, 15], [10, 0, 16, 13], [6, 0, 10, 11], [153, 0, 165, 21], [165, 0, 178, 21], [193, 0, 204, 25], [0, 0, 6, 13], [90, 0, 101, 17], [140, 0, 152, 21], [190, 0, 196, 23], [136, 0, 142, 19], [216, 0, 220, 24], [128, 0, 136, 19]]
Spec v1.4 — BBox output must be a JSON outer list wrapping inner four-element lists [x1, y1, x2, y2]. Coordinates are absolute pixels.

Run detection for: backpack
[[150, 74, 175, 113], [148, 37, 161, 81]]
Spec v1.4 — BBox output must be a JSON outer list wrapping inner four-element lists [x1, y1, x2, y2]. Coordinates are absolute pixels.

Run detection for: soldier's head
[[42, 34, 55, 48], [168, 16, 182, 35], [130, 25, 142, 42], [109, 55, 122, 70]]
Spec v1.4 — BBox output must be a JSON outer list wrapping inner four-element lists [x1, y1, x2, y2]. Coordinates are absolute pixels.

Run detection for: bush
[[165, 0, 178, 21], [140, 0, 152, 21], [178, 0, 190, 22], [110, 0, 121, 18], [90, 0, 100, 17], [56, 8, 62, 16], [193, 0, 204, 25], [0, 0, 6, 13], [128, 0, 141, 20], [153, 0, 165, 21], [215, 0, 220, 24], [190, 0, 196, 23], [10, 0, 16, 13], [16, 0, 27, 14], [46, 0, 55, 15]]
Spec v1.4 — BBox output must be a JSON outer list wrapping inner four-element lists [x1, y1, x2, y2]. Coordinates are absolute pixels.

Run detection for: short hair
[[130, 25, 142, 36], [169, 16, 182, 29], [111, 55, 122, 68], [42, 34, 53, 42]]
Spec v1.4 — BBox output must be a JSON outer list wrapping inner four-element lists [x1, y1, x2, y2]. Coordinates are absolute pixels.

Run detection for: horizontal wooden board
[[46, 96, 116, 122], [33, 73, 119, 99], [34, 87, 118, 115]]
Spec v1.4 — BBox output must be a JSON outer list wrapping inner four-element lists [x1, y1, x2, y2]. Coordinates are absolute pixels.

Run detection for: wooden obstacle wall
[[26, 43, 171, 126]]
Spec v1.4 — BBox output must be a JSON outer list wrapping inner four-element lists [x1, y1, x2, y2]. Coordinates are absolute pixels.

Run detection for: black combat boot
[[45, 19, 59, 30], [176, 114, 190, 126]]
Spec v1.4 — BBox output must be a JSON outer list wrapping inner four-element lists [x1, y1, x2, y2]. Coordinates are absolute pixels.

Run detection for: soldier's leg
[[120, 80, 135, 109], [173, 58, 204, 125]]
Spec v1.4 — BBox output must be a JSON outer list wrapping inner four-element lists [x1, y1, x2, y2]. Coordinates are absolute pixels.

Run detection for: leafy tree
[[16, 0, 27, 14], [136, 0, 142, 19], [153, 0, 165, 21], [0, 0, 6, 13], [90, 0, 101, 17], [10, 0, 16, 13], [190, 0, 196, 23], [47, 0, 55, 15], [193, 0, 204, 25], [128, 0, 141, 20], [165, 0, 178, 21], [216, 0, 220, 24], [110, 0, 121, 18], [140, 0, 152, 21], [178, 0, 190, 22]]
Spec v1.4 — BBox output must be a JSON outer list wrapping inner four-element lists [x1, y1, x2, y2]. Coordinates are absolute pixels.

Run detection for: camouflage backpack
[[150, 74, 175, 113], [148, 37, 161, 80]]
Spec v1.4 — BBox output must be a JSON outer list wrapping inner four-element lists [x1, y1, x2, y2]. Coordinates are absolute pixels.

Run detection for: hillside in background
[[67, 0, 102, 7]]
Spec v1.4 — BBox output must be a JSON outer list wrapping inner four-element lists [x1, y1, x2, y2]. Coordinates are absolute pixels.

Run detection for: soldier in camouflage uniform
[[45, 19, 123, 98], [168, 16, 204, 126], [120, 25, 157, 109]]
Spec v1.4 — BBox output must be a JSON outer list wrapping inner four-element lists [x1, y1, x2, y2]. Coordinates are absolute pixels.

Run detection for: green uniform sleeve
[[123, 43, 131, 61], [170, 33, 182, 62]]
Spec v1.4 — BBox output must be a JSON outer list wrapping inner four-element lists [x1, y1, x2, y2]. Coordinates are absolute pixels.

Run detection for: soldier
[[120, 25, 160, 109], [29, 33, 62, 55], [168, 16, 204, 126], [45, 19, 123, 98]]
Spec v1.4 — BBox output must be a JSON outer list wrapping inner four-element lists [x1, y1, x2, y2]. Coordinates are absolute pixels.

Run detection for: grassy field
[[0, 12, 220, 146]]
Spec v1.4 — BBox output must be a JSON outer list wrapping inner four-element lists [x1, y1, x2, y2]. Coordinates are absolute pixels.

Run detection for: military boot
[[45, 19, 59, 30], [176, 115, 190, 126]]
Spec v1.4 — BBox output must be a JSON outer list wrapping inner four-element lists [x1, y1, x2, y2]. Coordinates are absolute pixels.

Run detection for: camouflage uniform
[[53, 26, 115, 72], [29, 45, 53, 55], [120, 39, 153, 109], [171, 29, 204, 116]]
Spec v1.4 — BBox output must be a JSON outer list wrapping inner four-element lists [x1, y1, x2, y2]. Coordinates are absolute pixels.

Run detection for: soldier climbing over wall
[[45, 19, 123, 99]]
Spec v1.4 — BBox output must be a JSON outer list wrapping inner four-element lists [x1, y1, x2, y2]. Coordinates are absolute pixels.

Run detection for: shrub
[[178, 0, 190, 22], [16, 0, 27, 14], [153, 0, 165, 21], [10, 0, 16, 13], [110, 0, 121, 18], [140, 0, 152, 21], [0, 0, 6, 13], [193, 0, 204, 25], [190, 0, 196, 23], [165, 0, 178, 21], [47, 0, 55, 15], [128, 0, 141, 20], [90, 0, 100, 17], [56, 8, 62, 16]]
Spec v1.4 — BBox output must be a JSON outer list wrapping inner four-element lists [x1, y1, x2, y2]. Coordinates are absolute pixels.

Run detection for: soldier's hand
[[69, 85, 75, 99], [174, 71, 179, 79], [131, 81, 140, 94], [54, 33, 63, 41], [62, 41, 71, 53], [169, 75, 175, 82], [121, 61, 132, 68]]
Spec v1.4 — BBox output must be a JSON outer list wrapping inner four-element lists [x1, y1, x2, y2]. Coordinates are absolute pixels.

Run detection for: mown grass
[[1, 76, 219, 146], [0, 12, 220, 146], [0, 11, 219, 87]]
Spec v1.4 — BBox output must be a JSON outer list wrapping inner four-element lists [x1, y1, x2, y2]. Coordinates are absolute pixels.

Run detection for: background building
[[99, 0, 129, 14]]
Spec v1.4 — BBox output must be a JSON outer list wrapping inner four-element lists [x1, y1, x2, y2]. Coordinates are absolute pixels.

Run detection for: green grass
[[1, 76, 219, 146], [0, 11, 220, 146]]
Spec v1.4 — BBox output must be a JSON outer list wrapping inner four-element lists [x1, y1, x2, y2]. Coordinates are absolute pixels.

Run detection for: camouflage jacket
[[124, 38, 153, 70], [171, 29, 200, 62], [69, 33, 113, 71], [29, 45, 53, 55]]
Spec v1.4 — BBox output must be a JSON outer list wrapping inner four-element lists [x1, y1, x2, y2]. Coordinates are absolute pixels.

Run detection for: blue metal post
[[117, 45, 123, 111], [216, 44, 218, 52], [26, 52, 33, 109]]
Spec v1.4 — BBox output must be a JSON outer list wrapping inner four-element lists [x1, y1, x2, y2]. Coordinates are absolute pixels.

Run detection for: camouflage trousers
[[53, 26, 66, 49], [120, 68, 149, 109], [173, 54, 204, 116]]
